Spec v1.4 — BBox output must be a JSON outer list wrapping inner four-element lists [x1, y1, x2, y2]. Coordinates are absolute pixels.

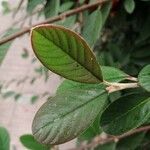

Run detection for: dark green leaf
[[31, 25, 103, 83], [138, 65, 150, 92], [101, 66, 129, 82], [96, 142, 116, 150], [82, 8, 102, 47], [20, 134, 49, 150], [32, 85, 108, 144], [116, 132, 145, 150], [0, 126, 10, 150], [124, 0, 135, 14], [100, 93, 150, 135]]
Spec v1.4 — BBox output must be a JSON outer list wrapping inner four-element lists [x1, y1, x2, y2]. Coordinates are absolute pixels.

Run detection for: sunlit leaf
[[31, 25, 103, 83]]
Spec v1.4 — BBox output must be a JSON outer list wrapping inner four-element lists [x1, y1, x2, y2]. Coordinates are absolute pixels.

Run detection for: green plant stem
[[0, 0, 109, 45], [70, 125, 150, 150], [104, 81, 139, 93]]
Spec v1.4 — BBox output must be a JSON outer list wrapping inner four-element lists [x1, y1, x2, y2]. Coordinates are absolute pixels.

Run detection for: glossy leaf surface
[[31, 25, 103, 83], [32, 86, 107, 144], [138, 64, 150, 92], [0, 127, 10, 150], [100, 93, 150, 135]]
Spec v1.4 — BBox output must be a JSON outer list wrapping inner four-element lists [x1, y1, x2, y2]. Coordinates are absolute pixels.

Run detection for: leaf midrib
[[33, 30, 101, 81], [104, 97, 150, 129]]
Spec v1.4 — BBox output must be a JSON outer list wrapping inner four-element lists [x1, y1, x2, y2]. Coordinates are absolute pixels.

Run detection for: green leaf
[[0, 28, 18, 65], [138, 65, 150, 92], [32, 85, 108, 144], [31, 25, 103, 83], [101, 66, 129, 82], [101, 1, 112, 26], [14, 93, 21, 101], [0, 126, 10, 150], [2, 91, 15, 99], [21, 48, 29, 59], [44, 0, 60, 18], [82, 8, 103, 47], [20, 134, 49, 150], [27, 0, 44, 13], [59, 1, 74, 13], [116, 132, 145, 150], [56, 15, 76, 28], [96, 142, 116, 150], [124, 0, 135, 14], [31, 95, 39, 104], [100, 93, 150, 135], [78, 115, 102, 141], [1, 1, 10, 14]]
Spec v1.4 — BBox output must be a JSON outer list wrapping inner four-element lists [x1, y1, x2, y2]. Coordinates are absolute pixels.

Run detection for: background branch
[[0, 0, 109, 45], [70, 125, 150, 150]]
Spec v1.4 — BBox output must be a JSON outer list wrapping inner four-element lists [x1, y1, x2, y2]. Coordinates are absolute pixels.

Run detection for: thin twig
[[0, 0, 109, 45], [104, 81, 139, 93], [70, 125, 150, 150]]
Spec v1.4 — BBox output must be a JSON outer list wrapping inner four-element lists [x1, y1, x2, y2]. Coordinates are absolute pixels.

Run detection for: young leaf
[[82, 9, 102, 47], [100, 93, 150, 135], [101, 66, 129, 82], [20, 134, 50, 150], [124, 0, 135, 14], [138, 65, 150, 92], [32, 88, 108, 144], [31, 25, 103, 83], [0, 127, 10, 150]]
